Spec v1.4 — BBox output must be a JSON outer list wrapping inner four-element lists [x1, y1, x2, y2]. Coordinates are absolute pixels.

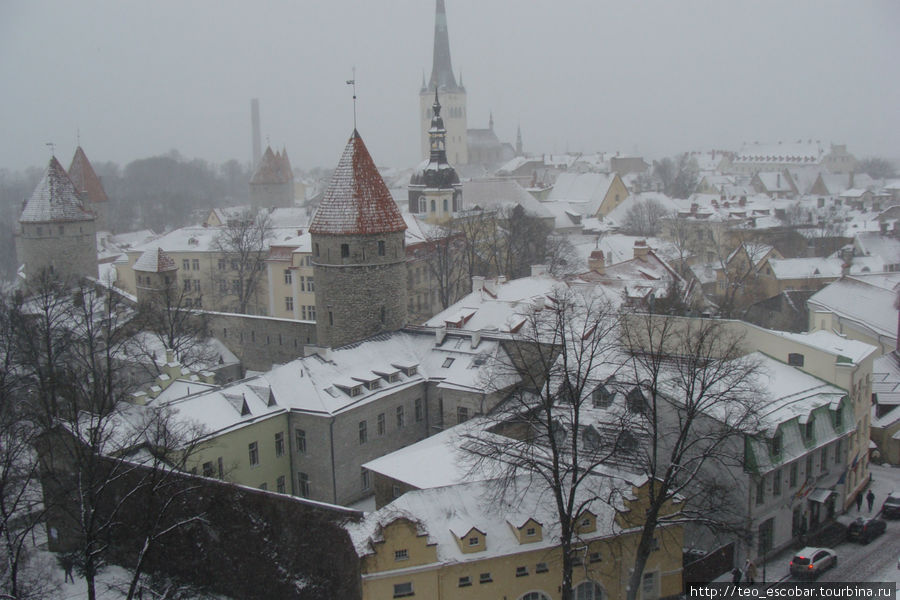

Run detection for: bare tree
[[617, 314, 761, 600], [621, 198, 669, 237], [713, 236, 771, 319], [212, 208, 272, 314], [462, 286, 625, 600], [131, 283, 213, 377], [857, 156, 896, 179], [419, 225, 468, 311]]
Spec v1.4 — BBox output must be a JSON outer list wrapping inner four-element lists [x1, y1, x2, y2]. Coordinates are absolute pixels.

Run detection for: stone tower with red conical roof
[[16, 156, 97, 284], [309, 130, 408, 348], [68, 146, 110, 232], [249, 145, 294, 209]]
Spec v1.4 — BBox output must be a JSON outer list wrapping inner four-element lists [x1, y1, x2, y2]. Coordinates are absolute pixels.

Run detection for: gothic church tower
[[419, 0, 467, 165], [309, 130, 408, 349]]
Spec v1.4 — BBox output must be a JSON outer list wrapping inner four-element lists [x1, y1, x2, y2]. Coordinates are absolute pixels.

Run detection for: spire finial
[[45, 141, 55, 157], [346, 67, 357, 130]]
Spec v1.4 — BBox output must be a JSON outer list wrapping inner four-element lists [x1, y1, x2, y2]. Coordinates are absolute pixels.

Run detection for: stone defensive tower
[[68, 146, 110, 232], [408, 89, 462, 223], [132, 246, 178, 305], [250, 145, 294, 209], [309, 130, 408, 349], [16, 156, 97, 284], [419, 0, 467, 165]]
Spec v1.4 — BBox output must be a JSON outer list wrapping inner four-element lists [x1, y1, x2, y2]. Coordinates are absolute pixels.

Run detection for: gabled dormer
[[575, 510, 597, 534], [363, 517, 437, 574], [508, 517, 543, 544], [451, 525, 487, 554]]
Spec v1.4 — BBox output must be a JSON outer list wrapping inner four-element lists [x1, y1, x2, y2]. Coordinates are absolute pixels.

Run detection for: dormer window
[[833, 406, 843, 429], [468, 535, 479, 546], [803, 418, 814, 442], [592, 384, 612, 408], [770, 431, 783, 457], [394, 549, 408, 561], [788, 353, 804, 367]]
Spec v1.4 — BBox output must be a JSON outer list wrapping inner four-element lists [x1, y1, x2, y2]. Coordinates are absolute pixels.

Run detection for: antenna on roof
[[45, 141, 55, 157], [346, 66, 357, 130]]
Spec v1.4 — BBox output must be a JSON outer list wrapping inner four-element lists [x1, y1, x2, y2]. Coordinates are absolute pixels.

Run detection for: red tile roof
[[309, 130, 407, 236], [68, 146, 109, 204], [251, 146, 291, 185], [133, 247, 177, 273]]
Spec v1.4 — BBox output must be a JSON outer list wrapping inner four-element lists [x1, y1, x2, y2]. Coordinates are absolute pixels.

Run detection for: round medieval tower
[[309, 130, 408, 349], [132, 247, 178, 305]]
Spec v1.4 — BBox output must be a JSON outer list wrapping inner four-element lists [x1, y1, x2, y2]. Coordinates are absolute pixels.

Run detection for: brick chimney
[[588, 250, 605, 274], [472, 276, 484, 294], [634, 240, 650, 261], [690, 202, 698, 214]]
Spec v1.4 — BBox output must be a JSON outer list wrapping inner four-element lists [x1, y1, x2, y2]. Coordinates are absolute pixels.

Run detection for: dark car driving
[[847, 517, 886, 543], [882, 493, 900, 519]]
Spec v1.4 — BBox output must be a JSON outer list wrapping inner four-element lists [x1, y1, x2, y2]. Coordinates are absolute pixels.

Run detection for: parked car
[[882, 493, 900, 519], [847, 517, 886, 543], [790, 547, 837, 579]]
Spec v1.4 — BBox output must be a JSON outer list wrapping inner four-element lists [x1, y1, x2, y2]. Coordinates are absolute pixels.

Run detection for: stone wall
[[208, 311, 316, 371], [312, 231, 407, 348], [17, 220, 97, 283]]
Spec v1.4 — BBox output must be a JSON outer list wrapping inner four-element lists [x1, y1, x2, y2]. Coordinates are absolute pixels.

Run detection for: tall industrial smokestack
[[251, 98, 261, 169]]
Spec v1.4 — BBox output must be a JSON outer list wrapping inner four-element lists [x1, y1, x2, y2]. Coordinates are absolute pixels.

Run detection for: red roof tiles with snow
[[20, 157, 94, 223], [133, 247, 177, 273], [309, 130, 407, 236], [68, 146, 109, 204]]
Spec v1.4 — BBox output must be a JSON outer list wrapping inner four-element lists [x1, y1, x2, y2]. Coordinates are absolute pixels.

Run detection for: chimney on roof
[[739, 196, 746, 207], [690, 202, 698, 214], [435, 326, 447, 346], [588, 250, 605, 274], [841, 260, 851, 277], [849, 171, 855, 189], [497, 275, 507, 285], [634, 240, 650, 261], [472, 275, 484, 294]]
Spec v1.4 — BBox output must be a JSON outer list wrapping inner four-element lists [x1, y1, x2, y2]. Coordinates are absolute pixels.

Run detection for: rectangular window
[[515, 566, 528, 577], [590, 551, 602, 563], [377, 413, 385, 436], [276, 475, 285, 494], [192, 259, 200, 270], [341, 244, 349, 258], [479, 572, 492, 584], [396, 406, 405, 428], [296, 429, 306, 454], [307, 277, 314, 292], [772, 469, 781, 496], [394, 549, 409, 561], [232, 279, 241, 294], [835, 439, 842, 464], [285, 296, 294, 311], [275, 432, 285, 457], [218, 259, 226, 270], [217, 456, 224, 478], [643, 571, 658, 599], [284, 269, 292, 284], [298, 472, 310, 497], [202, 461, 214, 477], [299, 276, 306, 292], [393, 583, 413, 598], [193, 279, 200, 291], [301, 305, 307, 320], [183, 259, 190, 271], [458, 576, 471, 587], [183, 279, 191, 291], [249, 442, 259, 466], [457, 406, 468, 424], [378, 240, 386, 256], [415, 398, 423, 422], [755, 478, 764, 505], [308, 306, 316, 320], [468, 536, 479, 546], [359, 420, 367, 444], [526, 527, 536, 536], [805, 455, 813, 477], [790, 462, 798, 487], [821, 448, 828, 473], [361, 468, 370, 490]]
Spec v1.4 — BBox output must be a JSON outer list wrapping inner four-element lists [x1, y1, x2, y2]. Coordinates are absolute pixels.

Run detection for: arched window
[[419, 198, 426, 213], [575, 582, 605, 600], [443, 198, 449, 212], [519, 593, 551, 600], [430, 199, 436, 212]]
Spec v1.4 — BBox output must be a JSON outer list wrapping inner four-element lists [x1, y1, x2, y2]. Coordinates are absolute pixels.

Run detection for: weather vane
[[346, 67, 357, 130]]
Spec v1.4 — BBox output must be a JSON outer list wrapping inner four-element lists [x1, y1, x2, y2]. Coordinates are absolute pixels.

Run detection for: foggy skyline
[[1, 0, 898, 173]]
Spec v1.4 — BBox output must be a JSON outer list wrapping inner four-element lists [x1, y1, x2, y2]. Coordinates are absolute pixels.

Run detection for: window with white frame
[[298, 472, 310, 497], [274, 432, 284, 457], [393, 582, 413, 598], [248, 442, 259, 466]]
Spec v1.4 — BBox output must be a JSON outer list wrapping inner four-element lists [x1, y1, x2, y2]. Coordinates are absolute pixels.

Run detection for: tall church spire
[[429, 89, 448, 163], [428, 0, 462, 91]]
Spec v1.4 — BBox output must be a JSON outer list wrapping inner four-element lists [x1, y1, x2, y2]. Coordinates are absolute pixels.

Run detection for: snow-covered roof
[[308, 131, 406, 236], [734, 141, 825, 165], [346, 473, 632, 564], [766, 256, 882, 279], [808, 274, 900, 341], [133, 247, 177, 273], [855, 233, 900, 266], [767, 330, 877, 366], [461, 179, 553, 219], [546, 172, 619, 215], [20, 157, 95, 223]]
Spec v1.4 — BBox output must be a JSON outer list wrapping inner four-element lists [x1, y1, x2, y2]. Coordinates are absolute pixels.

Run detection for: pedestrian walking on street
[[745, 559, 757, 584], [731, 567, 743, 584], [57, 552, 75, 584], [866, 489, 875, 512], [856, 492, 863, 511]]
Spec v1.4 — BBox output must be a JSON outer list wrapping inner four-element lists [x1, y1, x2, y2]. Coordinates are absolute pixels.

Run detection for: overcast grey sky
[[2, 1, 898, 172]]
